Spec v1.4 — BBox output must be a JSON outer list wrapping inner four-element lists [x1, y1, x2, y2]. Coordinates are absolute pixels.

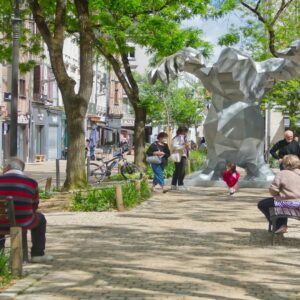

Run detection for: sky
[[181, 12, 242, 64]]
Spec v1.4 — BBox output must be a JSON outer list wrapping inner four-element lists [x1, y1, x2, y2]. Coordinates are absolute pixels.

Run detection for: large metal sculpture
[[149, 41, 300, 181]]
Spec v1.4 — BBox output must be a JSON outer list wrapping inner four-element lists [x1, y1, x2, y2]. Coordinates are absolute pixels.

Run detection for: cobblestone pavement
[[2, 187, 300, 300]]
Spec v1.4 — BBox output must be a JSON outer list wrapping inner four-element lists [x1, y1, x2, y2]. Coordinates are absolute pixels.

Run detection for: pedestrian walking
[[85, 139, 90, 159], [171, 126, 190, 191], [146, 132, 170, 193], [223, 162, 240, 195], [0, 157, 53, 263], [258, 154, 300, 234], [270, 129, 300, 170]]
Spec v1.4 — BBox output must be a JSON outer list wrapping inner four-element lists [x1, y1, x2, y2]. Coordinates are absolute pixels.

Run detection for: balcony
[[108, 106, 123, 119], [33, 93, 47, 104], [121, 114, 135, 127]]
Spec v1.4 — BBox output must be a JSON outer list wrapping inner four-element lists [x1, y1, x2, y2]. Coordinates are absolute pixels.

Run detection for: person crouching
[[223, 162, 240, 195]]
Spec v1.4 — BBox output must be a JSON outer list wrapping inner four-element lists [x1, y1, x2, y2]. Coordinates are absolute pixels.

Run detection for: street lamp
[[10, 0, 21, 157]]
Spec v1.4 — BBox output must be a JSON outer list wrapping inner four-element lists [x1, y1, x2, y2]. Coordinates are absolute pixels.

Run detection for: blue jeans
[[151, 163, 164, 187]]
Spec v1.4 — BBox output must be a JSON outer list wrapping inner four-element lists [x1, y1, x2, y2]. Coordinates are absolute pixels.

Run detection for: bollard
[[56, 159, 60, 189], [10, 227, 23, 277], [186, 159, 191, 175], [86, 157, 90, 183], [135, 180, 141, 192], [115, 185, 125, 212], [45, 177, 52, 194]]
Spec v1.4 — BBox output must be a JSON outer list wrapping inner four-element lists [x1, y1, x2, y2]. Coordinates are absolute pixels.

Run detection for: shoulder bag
[[146, 143, 162, 164]]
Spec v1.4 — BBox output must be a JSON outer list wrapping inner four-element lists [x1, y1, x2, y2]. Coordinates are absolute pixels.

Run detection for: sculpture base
[[183, 179, 271, 188]]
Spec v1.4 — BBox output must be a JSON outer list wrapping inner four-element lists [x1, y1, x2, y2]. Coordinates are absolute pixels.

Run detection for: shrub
[[71, 179, 151, 211], [146, 162, 175, 179], [0, 250, 11, 287], [72, 187, 115, 211], [269, 156, 279, 168], [189, 150, 206, 172], [146, 150, 206, 178]]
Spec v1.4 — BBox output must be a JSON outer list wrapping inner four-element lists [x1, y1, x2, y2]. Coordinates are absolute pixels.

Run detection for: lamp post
[[10, 0, 21, 157]]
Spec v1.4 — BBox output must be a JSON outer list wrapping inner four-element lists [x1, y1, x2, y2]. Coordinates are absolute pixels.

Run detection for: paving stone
[[1, 187, 300, 299]]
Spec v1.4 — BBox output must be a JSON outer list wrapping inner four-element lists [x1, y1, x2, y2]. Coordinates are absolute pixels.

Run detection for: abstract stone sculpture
[[149, 41, 300, 181]]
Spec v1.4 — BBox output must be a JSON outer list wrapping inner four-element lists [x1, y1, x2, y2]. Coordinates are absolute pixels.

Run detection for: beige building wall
[[270, 110, 284, 144]]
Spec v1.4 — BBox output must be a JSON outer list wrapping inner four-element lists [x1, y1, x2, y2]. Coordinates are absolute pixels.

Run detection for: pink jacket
[[269, 169, 300, 200], [223, 170, 240, 188]]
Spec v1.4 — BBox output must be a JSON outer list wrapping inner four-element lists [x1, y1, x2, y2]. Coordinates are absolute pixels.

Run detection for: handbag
[[146, 143, 162, 164], [169, 152, 181, 163], [146, 155, 162, 164]]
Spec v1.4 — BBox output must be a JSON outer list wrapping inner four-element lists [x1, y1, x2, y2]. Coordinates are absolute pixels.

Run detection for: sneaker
[[151, 186, 156, 192], [31, 255, 54, 263], [274, 225, 288, 234], [178, 186, 188, 191], [229, 188, 235, 195], [170, 185, 177, 190]]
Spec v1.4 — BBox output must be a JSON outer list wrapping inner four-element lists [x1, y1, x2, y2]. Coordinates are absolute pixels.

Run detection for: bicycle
[[87, 151, 143, 183]]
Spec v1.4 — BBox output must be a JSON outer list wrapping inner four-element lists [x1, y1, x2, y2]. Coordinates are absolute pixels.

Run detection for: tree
[[218, 0, 300, 128], [137, 73, 207, 129], [0, 0, 233, 189], [87, 0, 217, 167]]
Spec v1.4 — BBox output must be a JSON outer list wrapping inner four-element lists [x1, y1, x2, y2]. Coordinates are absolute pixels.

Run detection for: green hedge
[[71, 179, 150, 211]]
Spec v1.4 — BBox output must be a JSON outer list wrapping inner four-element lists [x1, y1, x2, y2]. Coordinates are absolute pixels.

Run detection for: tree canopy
[[0, 0, 236, 188]]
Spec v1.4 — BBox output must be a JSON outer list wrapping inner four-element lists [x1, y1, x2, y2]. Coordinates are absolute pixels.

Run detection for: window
[[114, 81, 119, 105], [128, 48, 135, 60], [19, 79, 26, 97], [33, 65, 41, 101]]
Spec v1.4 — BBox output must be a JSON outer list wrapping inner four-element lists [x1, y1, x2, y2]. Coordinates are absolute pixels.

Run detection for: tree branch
[[240, 0, 290, 57], [255, 0, 261, 11], [54, 0, 66, 41], [92, 35, 135, 102], [270, 0, 294, 26], [74, 0, 94, 100], [240, 1, 266, 24], [28, 0, 52, 46]]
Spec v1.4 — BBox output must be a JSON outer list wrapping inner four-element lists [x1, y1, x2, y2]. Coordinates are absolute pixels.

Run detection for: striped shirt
[[0, 170, 39, 229]]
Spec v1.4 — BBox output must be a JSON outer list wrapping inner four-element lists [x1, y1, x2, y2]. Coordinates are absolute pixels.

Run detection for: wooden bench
[[269, 206, 300, 245], [0, 197, 29, 267], [35, 154, 45, 162]]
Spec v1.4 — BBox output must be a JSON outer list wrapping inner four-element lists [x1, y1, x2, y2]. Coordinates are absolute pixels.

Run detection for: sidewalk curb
[[0, 272, 47, 299]]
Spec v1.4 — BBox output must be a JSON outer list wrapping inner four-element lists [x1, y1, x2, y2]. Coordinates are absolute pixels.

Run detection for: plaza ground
[[1, 185, 300, 300]]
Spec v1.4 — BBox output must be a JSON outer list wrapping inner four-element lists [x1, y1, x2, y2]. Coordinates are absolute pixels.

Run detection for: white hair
[[5, 157, 25, 171]]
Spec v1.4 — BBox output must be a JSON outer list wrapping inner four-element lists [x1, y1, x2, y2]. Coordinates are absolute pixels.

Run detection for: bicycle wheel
[[120, 163, 143, 180], [87, 162, 106, 182]]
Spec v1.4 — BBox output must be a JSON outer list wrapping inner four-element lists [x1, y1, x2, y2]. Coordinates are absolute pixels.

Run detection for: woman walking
[[171, 126, 190, 191], [146, 132, 170, 193]]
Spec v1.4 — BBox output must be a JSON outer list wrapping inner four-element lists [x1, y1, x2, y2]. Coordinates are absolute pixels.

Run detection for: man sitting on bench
[[0, 157, 53, 263], [258, 155, 300, 234]]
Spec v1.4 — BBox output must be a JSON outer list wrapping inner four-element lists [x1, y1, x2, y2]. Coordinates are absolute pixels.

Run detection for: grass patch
[[0, 250, 12, 288], [39, 186, 62, 199], [71, 179, 151, 212]]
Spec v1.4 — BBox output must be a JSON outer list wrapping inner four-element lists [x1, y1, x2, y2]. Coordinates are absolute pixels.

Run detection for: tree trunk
[[63, 95, 88, 190], [134, 105, 146, 167]]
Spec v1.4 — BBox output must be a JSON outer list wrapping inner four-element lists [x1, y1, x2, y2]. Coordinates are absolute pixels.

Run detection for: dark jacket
[[146, 142, 170, 166], [270, 139, 300, 160]]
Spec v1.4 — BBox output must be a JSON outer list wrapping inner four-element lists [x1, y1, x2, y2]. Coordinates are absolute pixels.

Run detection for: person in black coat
[[146, 132, 170, 193], [270, 130, 300, 170]]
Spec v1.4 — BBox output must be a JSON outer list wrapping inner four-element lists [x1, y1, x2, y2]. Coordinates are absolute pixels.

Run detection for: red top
[[223, 170, 240, 188]]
